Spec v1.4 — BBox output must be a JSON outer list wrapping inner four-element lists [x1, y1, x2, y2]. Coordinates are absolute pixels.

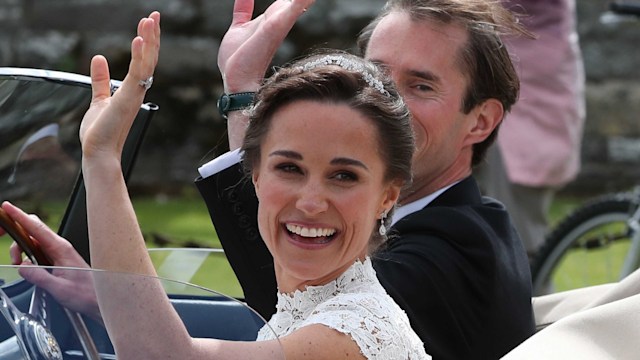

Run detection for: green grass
[[148, 248, 243, 297], [131, 193, 244, 296], [550, 238, 631, 291], [0, 194, 243, 297], [0, 193, 615, 297], [133, 194, 221, 248], [541, 197, 636, 293]]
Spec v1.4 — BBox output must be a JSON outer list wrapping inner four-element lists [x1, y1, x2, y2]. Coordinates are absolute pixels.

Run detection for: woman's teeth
[[286, 224, 336, 238]]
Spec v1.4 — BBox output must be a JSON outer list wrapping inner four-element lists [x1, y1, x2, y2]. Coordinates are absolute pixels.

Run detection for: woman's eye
[[333, 171, 358, 182], [275, 163, 301, 174]]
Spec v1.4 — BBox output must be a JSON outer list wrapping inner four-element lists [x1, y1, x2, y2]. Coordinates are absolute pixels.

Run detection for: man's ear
[[464, 98, 504, 146]]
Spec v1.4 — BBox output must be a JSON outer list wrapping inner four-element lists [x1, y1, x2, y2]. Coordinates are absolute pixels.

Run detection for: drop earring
[[379, 210, 388, 236]]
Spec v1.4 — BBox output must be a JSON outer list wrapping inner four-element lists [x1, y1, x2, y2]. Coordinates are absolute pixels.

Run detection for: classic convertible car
[[0, 68, 281, 359]]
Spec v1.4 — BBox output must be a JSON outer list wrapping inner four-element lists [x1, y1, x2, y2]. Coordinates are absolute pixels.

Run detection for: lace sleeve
[[303, 292, 430, 360]]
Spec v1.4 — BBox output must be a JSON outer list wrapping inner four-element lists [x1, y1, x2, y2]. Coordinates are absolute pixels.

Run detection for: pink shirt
[[499, 0, 585, 187]]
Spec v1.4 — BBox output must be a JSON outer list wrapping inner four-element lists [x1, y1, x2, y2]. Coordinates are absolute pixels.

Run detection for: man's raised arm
[[217, 0, 314, 149]]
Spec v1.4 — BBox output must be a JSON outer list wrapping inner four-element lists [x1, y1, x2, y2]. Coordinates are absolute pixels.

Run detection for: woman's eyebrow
[[269, 150, 302, 160], [269, 151, 369, 170], [331, 157, 369, 171]]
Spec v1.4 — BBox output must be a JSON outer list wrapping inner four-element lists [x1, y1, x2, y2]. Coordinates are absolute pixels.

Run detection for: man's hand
[[2, 201, 102, 322], [219, 0, 315, 149]]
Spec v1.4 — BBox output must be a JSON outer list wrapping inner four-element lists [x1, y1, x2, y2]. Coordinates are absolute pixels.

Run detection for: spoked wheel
[[531, 193, 640, 296], [0, 208, 100, 359]]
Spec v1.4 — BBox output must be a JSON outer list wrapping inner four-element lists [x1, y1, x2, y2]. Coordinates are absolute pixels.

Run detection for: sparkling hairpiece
[[299, 55, 391, 96]]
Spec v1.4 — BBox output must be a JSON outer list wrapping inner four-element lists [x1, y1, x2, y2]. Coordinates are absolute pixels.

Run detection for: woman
[[77, 11, 428, 359]]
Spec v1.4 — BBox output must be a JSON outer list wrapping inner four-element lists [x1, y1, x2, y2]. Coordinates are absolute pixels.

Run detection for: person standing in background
[[477, 0, 586, 260]]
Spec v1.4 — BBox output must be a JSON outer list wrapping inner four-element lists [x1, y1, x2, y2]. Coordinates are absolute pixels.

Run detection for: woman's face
[[252, 100, 401, 293]]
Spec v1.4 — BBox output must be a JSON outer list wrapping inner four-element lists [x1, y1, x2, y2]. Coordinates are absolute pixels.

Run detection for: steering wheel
[[0, 208, 100, 360]]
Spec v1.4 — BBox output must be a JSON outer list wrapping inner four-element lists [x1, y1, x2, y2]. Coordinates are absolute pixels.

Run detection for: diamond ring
[[138, 76, 153, 90]]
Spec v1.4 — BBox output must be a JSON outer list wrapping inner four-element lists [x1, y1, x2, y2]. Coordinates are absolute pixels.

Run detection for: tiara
[[299, 55, 391, 96]]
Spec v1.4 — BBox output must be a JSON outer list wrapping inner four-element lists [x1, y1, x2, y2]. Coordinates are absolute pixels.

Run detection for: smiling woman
[[214, 52, 425, 358], [0, 6, 428, 360], [77, 31, 427, 357], [253, 100, 397, 291]]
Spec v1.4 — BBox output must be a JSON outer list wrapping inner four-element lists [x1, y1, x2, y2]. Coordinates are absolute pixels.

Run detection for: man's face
[[365, 11, 478, 202]]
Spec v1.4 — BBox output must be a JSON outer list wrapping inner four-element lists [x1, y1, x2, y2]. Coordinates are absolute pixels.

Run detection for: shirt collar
[[390, 180, 460, 227]]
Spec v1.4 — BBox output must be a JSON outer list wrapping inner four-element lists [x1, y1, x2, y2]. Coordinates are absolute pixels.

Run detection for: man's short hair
[[357, 0, 532, 166]]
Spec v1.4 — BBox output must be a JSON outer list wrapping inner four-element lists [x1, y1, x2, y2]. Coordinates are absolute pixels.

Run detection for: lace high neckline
[[258, 257, 430, 358], [275, 257, 379, 316]]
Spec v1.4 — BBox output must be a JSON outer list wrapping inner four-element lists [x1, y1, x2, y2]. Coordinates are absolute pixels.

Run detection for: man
[[196, 0, 536, 358], [477, 0, 586, 261]]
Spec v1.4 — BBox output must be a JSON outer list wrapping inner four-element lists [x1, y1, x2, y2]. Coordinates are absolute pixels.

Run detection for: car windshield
[[0, 69, 267, 358], [0, 68, 242, 296], [0, 69, 90, 233], [0, 263, 284, 359]]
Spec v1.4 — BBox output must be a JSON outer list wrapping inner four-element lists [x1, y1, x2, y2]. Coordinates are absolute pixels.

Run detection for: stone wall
[[2, 0, 639, 195], [575, 1, 640, 194]]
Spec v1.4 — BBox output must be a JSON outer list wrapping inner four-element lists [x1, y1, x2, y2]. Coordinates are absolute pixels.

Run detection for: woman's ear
[[380, 180, 402, 215], [464, 98, 504, 146], [252, 170, 260, 197]]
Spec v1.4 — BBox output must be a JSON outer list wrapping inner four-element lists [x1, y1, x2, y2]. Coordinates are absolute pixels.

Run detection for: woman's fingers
[[118, 13, 160, 100], [265, 0, 315, 20], [89, 55, 112, 103], [142, 12, 160, 79], [151, 11, 161, 47], [125, 15, 158, 88], [136, 12, 160, 75], [232, 0, 256, 26]]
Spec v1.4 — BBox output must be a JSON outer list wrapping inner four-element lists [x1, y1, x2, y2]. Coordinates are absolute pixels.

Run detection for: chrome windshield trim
[[0, 67, 123, 93]]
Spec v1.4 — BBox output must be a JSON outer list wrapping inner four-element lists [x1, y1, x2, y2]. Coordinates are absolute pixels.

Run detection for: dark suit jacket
[[195, 163, 535, 359]]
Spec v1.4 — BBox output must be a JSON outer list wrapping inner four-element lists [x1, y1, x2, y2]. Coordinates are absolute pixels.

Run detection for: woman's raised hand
[[79, 11, 160, 164], [218, 0, 315, 93]]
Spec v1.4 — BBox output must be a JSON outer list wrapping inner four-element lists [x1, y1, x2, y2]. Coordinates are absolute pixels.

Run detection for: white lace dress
[[256, 257, 431, 359]]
